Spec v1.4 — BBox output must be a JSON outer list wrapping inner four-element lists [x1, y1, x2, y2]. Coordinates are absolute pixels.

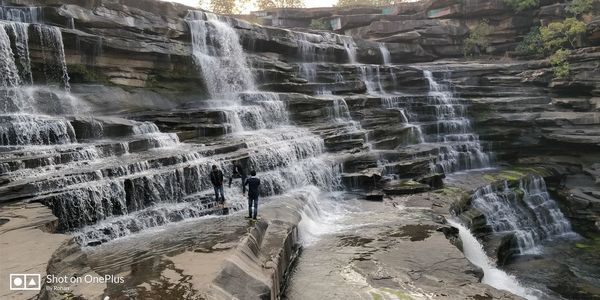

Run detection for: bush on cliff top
[[335, 0, 393, 7], [518, 17, 586, 78], [566, 0, 596, 16], [503, 0, 539, 12], [463, 19, 493, 57], [309, 19, 330, 30]]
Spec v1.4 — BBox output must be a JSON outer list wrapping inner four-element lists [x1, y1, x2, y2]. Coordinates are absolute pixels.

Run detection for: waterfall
[[381, 95, 425, 144], [340, 35, 357, 64], [35, 25, 70, 91], [447, 219, 540, 300], [45, 10, 348, 246], [184, 11, 344, 194], [186, 11, 254, 98], [423, 70, 491, 173], [0, 24, 21, 88], [358, 65, 385, 95], [0, 6, 42, 23], [379, 43, 391, 65], [297, 189, 348, 246], [0, 19, 72, 112], [5, 22, 33, 84], [299, 63, 318, 82], [470, 175, 575, 254]]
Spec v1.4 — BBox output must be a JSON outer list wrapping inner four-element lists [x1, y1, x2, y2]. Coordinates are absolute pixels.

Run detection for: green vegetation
[[335, 0, 394, 7], [463, 19, 493, 56], [481, 166, 551, 183], [503, 0, 539, 12], [256, 0, 305, 10], [540, 18, 585, 77], [575, 235, 600, 252], [566, 0, 596, 16], [516, 27, 543, 56], [309, 19, 330, 30], [379, 288, 412, 300], [66, 64, 108, 84], [540, 17, 586, 51], [370, 292, 384, 300], [201, 0, 305, 14], [200, 0, 249, 14], [433, 186, 469, 199], [550, 49, 572, 78], [518, 16, 586, 78]]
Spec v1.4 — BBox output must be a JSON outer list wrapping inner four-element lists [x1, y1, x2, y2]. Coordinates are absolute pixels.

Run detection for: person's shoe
[[245, 216, 252, 219]]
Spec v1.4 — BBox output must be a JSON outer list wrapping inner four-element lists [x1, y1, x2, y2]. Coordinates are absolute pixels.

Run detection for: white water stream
[[447, 219, 541, 300]]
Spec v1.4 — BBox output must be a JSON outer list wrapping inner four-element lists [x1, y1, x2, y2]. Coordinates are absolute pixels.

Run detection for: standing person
[[210, 165, 225, 205], [228, 162, 247, 193], [244, 170, 261, 220]]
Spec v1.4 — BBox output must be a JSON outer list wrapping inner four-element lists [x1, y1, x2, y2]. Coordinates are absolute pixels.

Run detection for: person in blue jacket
[[244, 170, 261, 220]]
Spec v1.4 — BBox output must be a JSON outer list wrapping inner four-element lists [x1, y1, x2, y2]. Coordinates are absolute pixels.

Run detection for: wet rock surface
[[285, 195, 522, 300], [0, 203, 69, 299]]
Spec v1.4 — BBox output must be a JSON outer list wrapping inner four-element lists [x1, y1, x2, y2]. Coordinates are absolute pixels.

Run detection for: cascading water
[[340, 35, 357, 64], [423, 70, 491, 173], [358, 65, 385, 95], [379, 43, 391, 65], [448, 219, 540, 300], [294, 32, 358, 92], [35, 24, 70, 90], [0, 6, 42, 23], [186, 11, 254, 98], [38, 10, 347, 246], [185, 11, 344, 195], [381, 95, 426, 145], [296, 189, 349, 246], [0, 13, 243, 246], [470, 175, 575, 254]]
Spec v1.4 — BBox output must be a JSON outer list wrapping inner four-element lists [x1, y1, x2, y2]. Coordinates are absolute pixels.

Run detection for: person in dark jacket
[[210, 165, 225, 205], [228, 162, 247, 193], [244, 170, 261, 220]]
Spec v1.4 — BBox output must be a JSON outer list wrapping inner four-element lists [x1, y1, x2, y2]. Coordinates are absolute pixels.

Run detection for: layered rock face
[[253, 0, 600, 60], [0, 0, 599, 299]]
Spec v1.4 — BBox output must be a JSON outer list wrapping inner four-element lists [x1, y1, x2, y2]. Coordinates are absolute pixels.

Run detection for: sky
[[164, 0, 337, 13]]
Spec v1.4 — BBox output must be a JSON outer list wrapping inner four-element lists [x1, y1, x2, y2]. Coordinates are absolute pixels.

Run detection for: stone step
[[0, 114, 76, 146], [383, 179, 431, 195], [260, 80, 367, 95], [73, 195, 227, 246]]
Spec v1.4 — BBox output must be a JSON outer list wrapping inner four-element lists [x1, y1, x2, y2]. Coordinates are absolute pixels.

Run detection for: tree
[[463, 19, 493, 56], [540, 17, 586, 51], [566, 0, 595, 16], [207, 0, 249, 14], [256, 0, 304, 10], [335, 0, 394, 7], [502, 0, 539, 12]]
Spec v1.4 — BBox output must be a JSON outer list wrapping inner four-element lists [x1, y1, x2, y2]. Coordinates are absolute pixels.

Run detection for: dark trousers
[[214, 185, 225, 204], [229, 174, 247, 193], [248, 194, 258, 219]]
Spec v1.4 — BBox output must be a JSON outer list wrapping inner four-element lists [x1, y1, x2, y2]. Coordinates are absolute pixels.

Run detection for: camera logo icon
[[10, 274, 41, 291]]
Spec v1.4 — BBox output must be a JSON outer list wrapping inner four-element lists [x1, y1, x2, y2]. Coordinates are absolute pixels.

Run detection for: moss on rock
[[66, 64, 109, 84]]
